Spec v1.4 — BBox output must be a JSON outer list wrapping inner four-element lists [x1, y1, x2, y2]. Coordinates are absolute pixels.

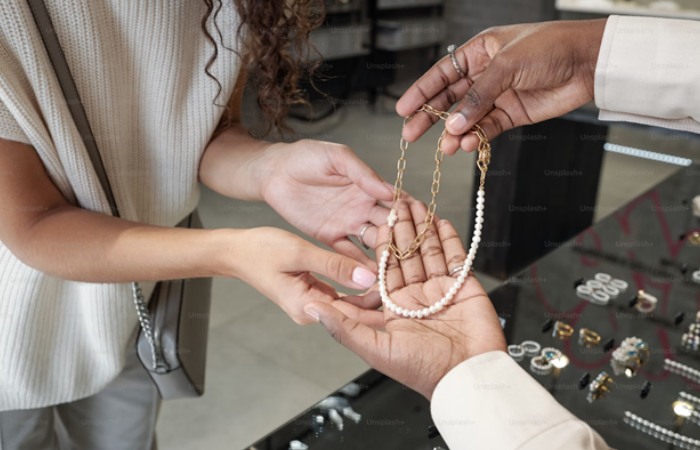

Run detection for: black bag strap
[[27, 0, 121, 217]]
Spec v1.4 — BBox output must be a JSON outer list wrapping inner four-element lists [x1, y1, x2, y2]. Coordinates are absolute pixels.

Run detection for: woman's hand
[[229, 226, 380, 324], [397, 19, 607, 154], [257, 139, 394, 265], [305, 202, 506, 399]]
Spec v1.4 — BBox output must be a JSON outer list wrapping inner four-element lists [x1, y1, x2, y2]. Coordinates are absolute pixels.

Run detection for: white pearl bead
[[409, 310, 416, 318], [477, 197, 485, 204], [476, 210, 483, 218], [387, 209, 398, 227], [476, 217, 484, 224], [477, 189, 484, 196], [429, 305, 438, 314]]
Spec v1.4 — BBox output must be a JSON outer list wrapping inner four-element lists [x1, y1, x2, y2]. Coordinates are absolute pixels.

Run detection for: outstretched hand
[[305, 201, 506, 399], [396, 19, 607, 154], [259, 139, 394, 267]]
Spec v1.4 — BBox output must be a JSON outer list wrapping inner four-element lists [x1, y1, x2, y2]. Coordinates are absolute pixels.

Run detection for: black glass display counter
[[247, 165, 700, 450]]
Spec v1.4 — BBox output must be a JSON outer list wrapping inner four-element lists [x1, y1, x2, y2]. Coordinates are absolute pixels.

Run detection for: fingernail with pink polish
[[352, 267, 377, 288]]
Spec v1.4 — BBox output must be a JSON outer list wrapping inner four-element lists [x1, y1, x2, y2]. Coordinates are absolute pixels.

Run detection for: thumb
[[304, 302, 388, 368], [302, 244, 378, 290], [333, 149, 394, 201], [445, 55, 514, 136]]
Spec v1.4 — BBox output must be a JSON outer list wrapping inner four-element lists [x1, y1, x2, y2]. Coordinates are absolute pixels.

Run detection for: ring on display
[[681, 333, 700, 352], [578, 328, 601, 347], [690, 323, 700, 335], [541, 347, 563, 362], [587, 371, 613, 403], [521, 340, 542, 357], [611, 337, 649, 378], [530, 355, 553, 376], [507, 344, 525, 361], [688, 231, 700, 245], [635, 290, 658, 314], [673, 400, 695, 418], [692, 270, 700, 285], [552, 321, 574, 340], [575, 273, 628, 306]]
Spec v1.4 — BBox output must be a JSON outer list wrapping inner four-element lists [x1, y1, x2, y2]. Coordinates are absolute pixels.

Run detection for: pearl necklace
[[379, 105, 491, 319]]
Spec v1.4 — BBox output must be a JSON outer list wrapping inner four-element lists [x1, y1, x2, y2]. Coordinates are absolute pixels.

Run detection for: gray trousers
[[0, 350, 160, 450]]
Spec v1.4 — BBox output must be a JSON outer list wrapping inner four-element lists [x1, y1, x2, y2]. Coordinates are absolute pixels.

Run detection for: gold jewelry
[[552, 321, 574, 340], [688, 231, 700, 246], [587, 371, 614, 403], [378, 105, 491, 320], [388, 104, 491, 260], [578, 328, 601, 347]]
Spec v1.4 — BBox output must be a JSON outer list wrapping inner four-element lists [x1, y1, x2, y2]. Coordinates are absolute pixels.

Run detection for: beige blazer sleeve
[[595, 15, 700, 134], [430, 351, 610, 450]]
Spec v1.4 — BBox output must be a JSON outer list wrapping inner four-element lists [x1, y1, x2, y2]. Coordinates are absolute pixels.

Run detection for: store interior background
[[157, 0, 700, 448]]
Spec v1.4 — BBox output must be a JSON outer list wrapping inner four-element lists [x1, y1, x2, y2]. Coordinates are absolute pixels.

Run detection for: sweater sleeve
[[430, 351, 610, 450], [0, 98, 30, 145], [594, 15, 700, 135]]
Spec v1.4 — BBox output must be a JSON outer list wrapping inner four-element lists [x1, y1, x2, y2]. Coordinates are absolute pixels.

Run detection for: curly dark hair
[[201, 0, 325, 134]]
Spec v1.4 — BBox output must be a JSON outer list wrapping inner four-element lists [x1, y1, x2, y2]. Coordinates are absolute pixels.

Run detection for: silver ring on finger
[[448, 264, 464, 277], [447, 44, 466, 78], [358, 223, 372, 250]]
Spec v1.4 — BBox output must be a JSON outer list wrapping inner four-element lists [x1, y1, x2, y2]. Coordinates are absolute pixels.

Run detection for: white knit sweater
[[0, 0, 239, 410]]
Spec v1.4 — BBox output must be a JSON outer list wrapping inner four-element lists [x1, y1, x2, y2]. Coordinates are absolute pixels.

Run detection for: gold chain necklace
[[388, 104, 491, 260]]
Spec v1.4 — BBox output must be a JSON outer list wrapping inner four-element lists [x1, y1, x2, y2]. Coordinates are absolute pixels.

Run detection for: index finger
[[396, 59, 471, 143]]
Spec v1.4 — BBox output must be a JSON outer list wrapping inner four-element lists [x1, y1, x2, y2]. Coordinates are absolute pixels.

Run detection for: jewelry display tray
[[247, 165, 700, 450]]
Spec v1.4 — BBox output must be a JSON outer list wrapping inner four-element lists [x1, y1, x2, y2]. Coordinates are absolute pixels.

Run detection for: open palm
[[307, 201, 506, 399], [260, 139, 393, 265]]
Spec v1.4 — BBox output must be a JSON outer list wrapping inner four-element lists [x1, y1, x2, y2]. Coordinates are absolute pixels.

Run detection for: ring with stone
[[587, 371, 613, 402], [530, 355, 553, 376], [540, 347, 563, 361], [357, 223, 372, 250]]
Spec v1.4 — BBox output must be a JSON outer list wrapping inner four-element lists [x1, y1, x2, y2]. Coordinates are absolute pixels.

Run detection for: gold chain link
[[389, 105, 491, 260]]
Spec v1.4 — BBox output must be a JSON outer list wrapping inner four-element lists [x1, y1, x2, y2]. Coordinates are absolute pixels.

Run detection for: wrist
[[199, 127, 274, 201], [208, 227, 249, 279], [256, 141, 290, 204], [577, 18, 608, 94]]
